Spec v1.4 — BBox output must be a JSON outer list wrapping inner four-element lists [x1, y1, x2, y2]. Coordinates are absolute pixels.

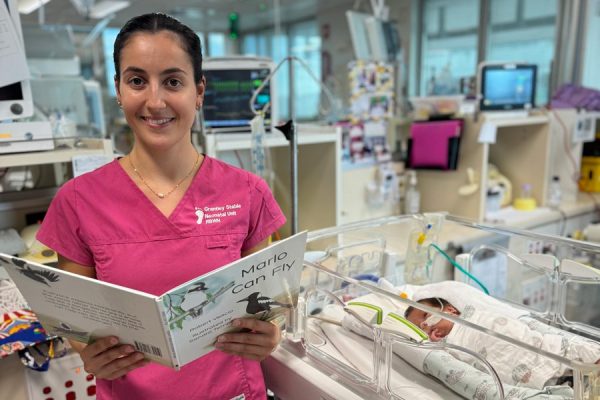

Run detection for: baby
[[404, 298, 459, 342], [405, 297, 600, 389]]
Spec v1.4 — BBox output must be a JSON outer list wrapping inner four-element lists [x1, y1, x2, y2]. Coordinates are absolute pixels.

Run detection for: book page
[[0, 255, 175, 367], [161, 231, 307, 367]]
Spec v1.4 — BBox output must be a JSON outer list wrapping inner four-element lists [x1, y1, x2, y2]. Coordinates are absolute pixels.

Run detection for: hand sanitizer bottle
[[404, 171, 420, 214], [547, 175, 562, 208]]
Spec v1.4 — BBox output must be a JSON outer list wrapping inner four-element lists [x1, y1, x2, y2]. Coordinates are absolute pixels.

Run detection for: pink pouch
[[409, 120, 462, 169]]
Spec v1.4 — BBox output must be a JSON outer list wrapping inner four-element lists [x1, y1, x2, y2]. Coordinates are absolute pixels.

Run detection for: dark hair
[[113, 13, 203, 84], [404, 297, 450, 319]]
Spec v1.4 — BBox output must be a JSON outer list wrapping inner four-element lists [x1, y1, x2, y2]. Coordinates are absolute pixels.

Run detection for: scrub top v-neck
[[115, 154, 209, 235]]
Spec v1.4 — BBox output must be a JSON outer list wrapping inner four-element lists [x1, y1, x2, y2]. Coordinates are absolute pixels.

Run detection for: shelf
[[417, 114, 552, 222], [0, 139, 113, 168], [483, 114, 549, 128], [205, 125, 339, 153], [202, 124, 341, 237]]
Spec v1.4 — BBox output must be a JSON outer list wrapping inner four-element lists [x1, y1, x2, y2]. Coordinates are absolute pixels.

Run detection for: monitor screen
[[202, 59, 274, 129], [0, 0, 33, 119], [346, 11, 372, 60], [480, 64, 537, 111], [102, 27, 119, 98]]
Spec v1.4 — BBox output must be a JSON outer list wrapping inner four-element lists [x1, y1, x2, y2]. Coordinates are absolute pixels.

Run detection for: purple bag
[[551, 84, 600, 111]]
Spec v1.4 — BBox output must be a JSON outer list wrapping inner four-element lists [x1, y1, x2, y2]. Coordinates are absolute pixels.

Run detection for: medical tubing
[[429, 243, 490, 295]]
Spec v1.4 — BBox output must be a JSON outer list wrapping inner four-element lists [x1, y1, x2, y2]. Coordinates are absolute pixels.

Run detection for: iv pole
[[249, 56, 338, 234]]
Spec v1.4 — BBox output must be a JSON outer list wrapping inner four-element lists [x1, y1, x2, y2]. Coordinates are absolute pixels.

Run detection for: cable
[[233, 150, 245, 169], [429, 243, 490, 295], [552, 109, 581, 183]]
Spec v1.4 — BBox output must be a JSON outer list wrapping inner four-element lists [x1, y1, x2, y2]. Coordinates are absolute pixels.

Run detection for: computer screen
[[346, 11, 372, 60], [202, 57, 275, 130], [102, 27, 119, 98], [365, 17, 401, 62], [0, 0, 33, 119], [479, 63, 537, 111]]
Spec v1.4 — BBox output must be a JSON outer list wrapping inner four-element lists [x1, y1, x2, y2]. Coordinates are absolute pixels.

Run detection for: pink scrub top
[[37, 156, 286, 400]]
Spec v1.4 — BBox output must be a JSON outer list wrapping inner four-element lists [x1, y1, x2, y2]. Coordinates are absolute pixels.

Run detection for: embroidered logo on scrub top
[[194, 208, 204, 224], [196, 204, 241, 225]]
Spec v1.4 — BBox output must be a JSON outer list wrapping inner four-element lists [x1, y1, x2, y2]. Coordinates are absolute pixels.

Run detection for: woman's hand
[[79, 336, 148, 380], [215, 318, 281, 361]]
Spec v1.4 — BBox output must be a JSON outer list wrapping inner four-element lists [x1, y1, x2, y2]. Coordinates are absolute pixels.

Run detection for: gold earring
[[117, 99, 122, 107]]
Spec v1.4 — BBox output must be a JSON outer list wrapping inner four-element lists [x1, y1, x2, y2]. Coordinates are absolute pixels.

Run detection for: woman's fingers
[[81, 336, 119, 359], [80, 336, 147, 379], [215, 318, 281, 361], [102, 353, 149, 380]]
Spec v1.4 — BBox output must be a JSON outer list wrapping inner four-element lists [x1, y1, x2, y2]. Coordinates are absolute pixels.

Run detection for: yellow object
[[19, 224, 58, 265], [417, 233, 426, 245], [513, 197, 537, 210], [399, 292, 408, 299], [579, 156, 600, 192]]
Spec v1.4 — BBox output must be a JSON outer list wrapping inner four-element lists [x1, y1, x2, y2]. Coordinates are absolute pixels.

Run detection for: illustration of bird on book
[[0, 257, 60, 287], [165, 281, 235, 330], [237, 292, 292, 320], [48, 322, 89, 342]]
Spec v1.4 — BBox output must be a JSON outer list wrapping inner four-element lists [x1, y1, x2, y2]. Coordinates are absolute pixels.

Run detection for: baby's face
[[407, 303, 459, 342]]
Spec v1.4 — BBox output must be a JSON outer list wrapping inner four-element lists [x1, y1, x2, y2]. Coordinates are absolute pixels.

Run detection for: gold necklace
[[128, 152, 200, 199]]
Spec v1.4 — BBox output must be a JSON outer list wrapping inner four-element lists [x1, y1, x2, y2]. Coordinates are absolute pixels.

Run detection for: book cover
[[0, 231, 307, 369]]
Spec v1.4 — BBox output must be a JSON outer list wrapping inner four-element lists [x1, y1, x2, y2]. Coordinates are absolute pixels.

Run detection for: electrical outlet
[[521, 275, 549, 311], [527, 240, 544, 254], [573, 114, 596, 143]]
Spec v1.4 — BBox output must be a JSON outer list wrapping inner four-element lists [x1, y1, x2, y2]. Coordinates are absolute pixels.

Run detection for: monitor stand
[[481, 110, 530, 121]]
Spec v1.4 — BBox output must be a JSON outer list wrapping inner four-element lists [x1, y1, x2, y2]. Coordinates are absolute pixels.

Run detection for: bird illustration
[[188, 281, 208, 293], [237, 292, 291, 315], [167, 281, 234, 330], [16, 264, 60, 286], [52, 322, 89, 338]]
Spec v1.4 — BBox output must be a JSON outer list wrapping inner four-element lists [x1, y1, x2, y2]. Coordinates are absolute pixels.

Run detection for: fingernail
[[218, 336, 226, 342], [110, 338, 118, 345], [232, 320, 241, 327], [124, 346, 134, 354]]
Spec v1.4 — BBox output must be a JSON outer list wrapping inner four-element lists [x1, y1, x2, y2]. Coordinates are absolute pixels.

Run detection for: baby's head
[[405, 298, 460, 342]]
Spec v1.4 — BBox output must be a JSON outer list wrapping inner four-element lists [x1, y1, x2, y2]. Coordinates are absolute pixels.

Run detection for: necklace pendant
[[157, 193, 165, 199]]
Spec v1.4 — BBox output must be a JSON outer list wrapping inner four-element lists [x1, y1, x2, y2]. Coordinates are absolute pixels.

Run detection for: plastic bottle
[[521, 183, 532, 198], [547, 175, 562, 208], [404, 171, 420, 214]]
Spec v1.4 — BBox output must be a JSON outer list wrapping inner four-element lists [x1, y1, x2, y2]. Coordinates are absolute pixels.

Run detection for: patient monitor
[[477, 62, 536, 118], [0, 0, 34, 120], [202, 57, 276, 133]]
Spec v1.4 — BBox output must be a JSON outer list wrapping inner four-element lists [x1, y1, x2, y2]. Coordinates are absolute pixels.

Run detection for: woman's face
[[115, 30, 204, 150]]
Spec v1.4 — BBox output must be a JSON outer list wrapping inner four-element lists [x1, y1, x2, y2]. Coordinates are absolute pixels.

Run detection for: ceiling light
[[89, 0, 129, 19], [17, 0, 51, 14]]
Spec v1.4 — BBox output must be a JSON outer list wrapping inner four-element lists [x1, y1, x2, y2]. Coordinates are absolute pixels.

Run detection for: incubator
[[265, 214, 600, 400]]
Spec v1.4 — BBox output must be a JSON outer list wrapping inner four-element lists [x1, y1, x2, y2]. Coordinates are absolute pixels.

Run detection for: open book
[[0, 232, 306, 370]]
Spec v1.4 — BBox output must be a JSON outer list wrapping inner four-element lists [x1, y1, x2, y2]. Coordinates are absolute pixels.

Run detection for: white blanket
[[446, 308, 600, 390], [411, 280, 528, 319]]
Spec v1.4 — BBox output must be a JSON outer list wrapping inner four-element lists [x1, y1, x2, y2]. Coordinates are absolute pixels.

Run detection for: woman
[[37, 13, 286, 400]]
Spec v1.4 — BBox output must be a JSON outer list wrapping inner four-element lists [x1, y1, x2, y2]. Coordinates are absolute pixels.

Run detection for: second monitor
[[478, 62, 537, 112]]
